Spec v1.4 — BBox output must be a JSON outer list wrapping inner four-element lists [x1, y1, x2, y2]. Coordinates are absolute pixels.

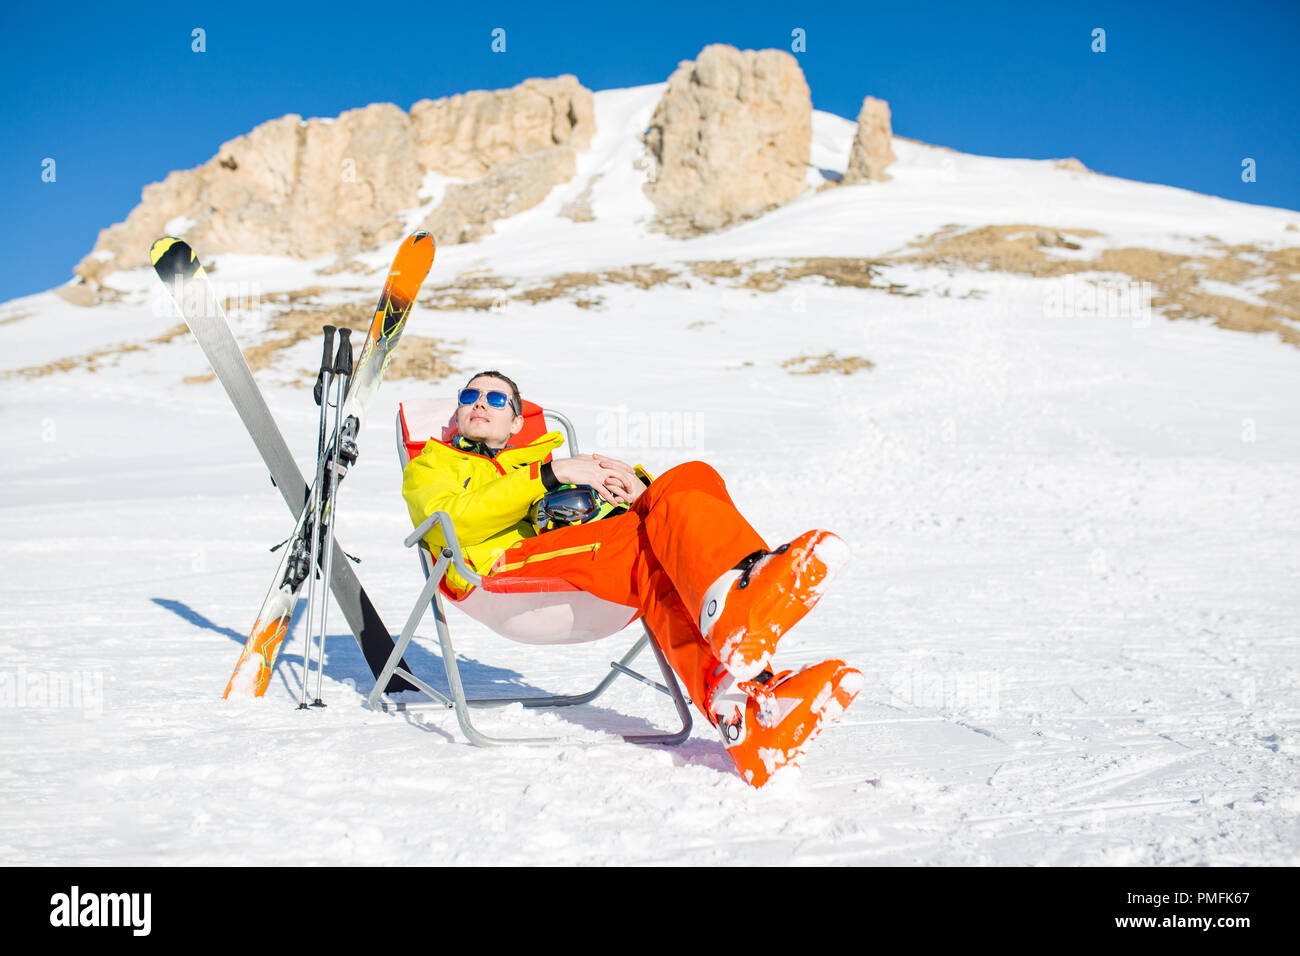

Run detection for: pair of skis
[[150, 233, 436, 699]]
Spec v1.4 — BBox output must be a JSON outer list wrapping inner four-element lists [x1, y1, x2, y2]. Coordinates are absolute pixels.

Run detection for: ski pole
[[311, 328, 354, 707], [299, 326, 336, 710]]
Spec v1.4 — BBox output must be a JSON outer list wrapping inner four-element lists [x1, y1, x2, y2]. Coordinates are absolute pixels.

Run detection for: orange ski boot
[[698, 530, 849, 681], [704, 659, 864, 788]]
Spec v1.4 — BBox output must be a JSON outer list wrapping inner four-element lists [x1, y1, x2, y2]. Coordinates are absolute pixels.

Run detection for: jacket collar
[[451, 434, 503, 459], [442, 430, 565, 466]]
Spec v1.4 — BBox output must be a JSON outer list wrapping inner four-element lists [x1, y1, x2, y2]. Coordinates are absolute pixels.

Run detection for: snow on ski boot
[[697, 530, 849, 681], [705, 659, 864, 788]]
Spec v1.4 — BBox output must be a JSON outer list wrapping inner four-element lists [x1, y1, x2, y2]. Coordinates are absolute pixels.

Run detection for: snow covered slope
[[1, 85, 1297, 865]]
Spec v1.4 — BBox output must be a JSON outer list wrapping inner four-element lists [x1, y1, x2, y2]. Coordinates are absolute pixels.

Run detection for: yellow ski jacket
[[401, 431, 566, 593]]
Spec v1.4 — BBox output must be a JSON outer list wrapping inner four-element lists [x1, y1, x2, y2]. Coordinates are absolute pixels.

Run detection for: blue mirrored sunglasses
[[458, 387, 518, 414]]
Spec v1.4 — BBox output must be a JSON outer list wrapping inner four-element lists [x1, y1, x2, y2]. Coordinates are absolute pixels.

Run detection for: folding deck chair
[[366, 397, 694, 746]]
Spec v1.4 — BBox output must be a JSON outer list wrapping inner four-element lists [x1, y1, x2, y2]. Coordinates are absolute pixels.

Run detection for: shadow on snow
[[150, 595, 693, 745]]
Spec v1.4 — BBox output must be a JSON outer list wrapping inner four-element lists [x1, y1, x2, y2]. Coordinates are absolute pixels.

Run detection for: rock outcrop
[[1054, 157, 1090, 173], [74, 77, 594, 293], [642, 44, 812, 236], [842, 95, 896, 185], [422, 146, 578, 245], [410, 75, 594, 178]]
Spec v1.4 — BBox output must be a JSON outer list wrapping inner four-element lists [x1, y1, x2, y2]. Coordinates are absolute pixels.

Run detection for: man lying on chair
[[401, 370, 863, 787]]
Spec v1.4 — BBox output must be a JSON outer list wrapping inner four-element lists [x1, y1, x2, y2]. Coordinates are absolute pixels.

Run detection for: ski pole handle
[[314, 325, 337, 406], [334, 327, 354, 377]]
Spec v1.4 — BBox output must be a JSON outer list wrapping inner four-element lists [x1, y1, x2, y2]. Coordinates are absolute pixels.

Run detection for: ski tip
[[408, 231, 436, 253], [149, 236, 186, 266], [151, 237, 205, 281]]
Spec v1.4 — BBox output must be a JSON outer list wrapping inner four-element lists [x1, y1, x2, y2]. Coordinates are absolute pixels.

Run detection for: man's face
[[456, 375, 522, 449]]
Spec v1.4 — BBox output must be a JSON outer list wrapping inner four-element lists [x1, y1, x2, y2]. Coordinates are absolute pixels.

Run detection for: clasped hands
[[549, 453, 645, 506]]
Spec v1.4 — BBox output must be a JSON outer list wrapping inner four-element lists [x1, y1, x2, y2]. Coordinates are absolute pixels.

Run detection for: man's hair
[[464, 370, 523, 416]]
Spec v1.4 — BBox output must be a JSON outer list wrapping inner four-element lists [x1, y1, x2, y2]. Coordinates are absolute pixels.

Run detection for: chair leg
[[367, 557, 453, 714], [460, 628, 694, 745], [370, 553, 695, 745], [636, 625, 694, 746], [433, 582, 571, 747]]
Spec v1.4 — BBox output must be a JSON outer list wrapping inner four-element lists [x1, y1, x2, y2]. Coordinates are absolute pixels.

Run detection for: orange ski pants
[[488, 461, 768, 707]]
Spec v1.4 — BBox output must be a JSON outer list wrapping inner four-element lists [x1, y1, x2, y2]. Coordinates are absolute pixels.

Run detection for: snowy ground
[[1, 87, 1298, 866]]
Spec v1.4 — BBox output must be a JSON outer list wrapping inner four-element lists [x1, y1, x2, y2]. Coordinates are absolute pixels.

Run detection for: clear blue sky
[[1, 0, 1296, 303]]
